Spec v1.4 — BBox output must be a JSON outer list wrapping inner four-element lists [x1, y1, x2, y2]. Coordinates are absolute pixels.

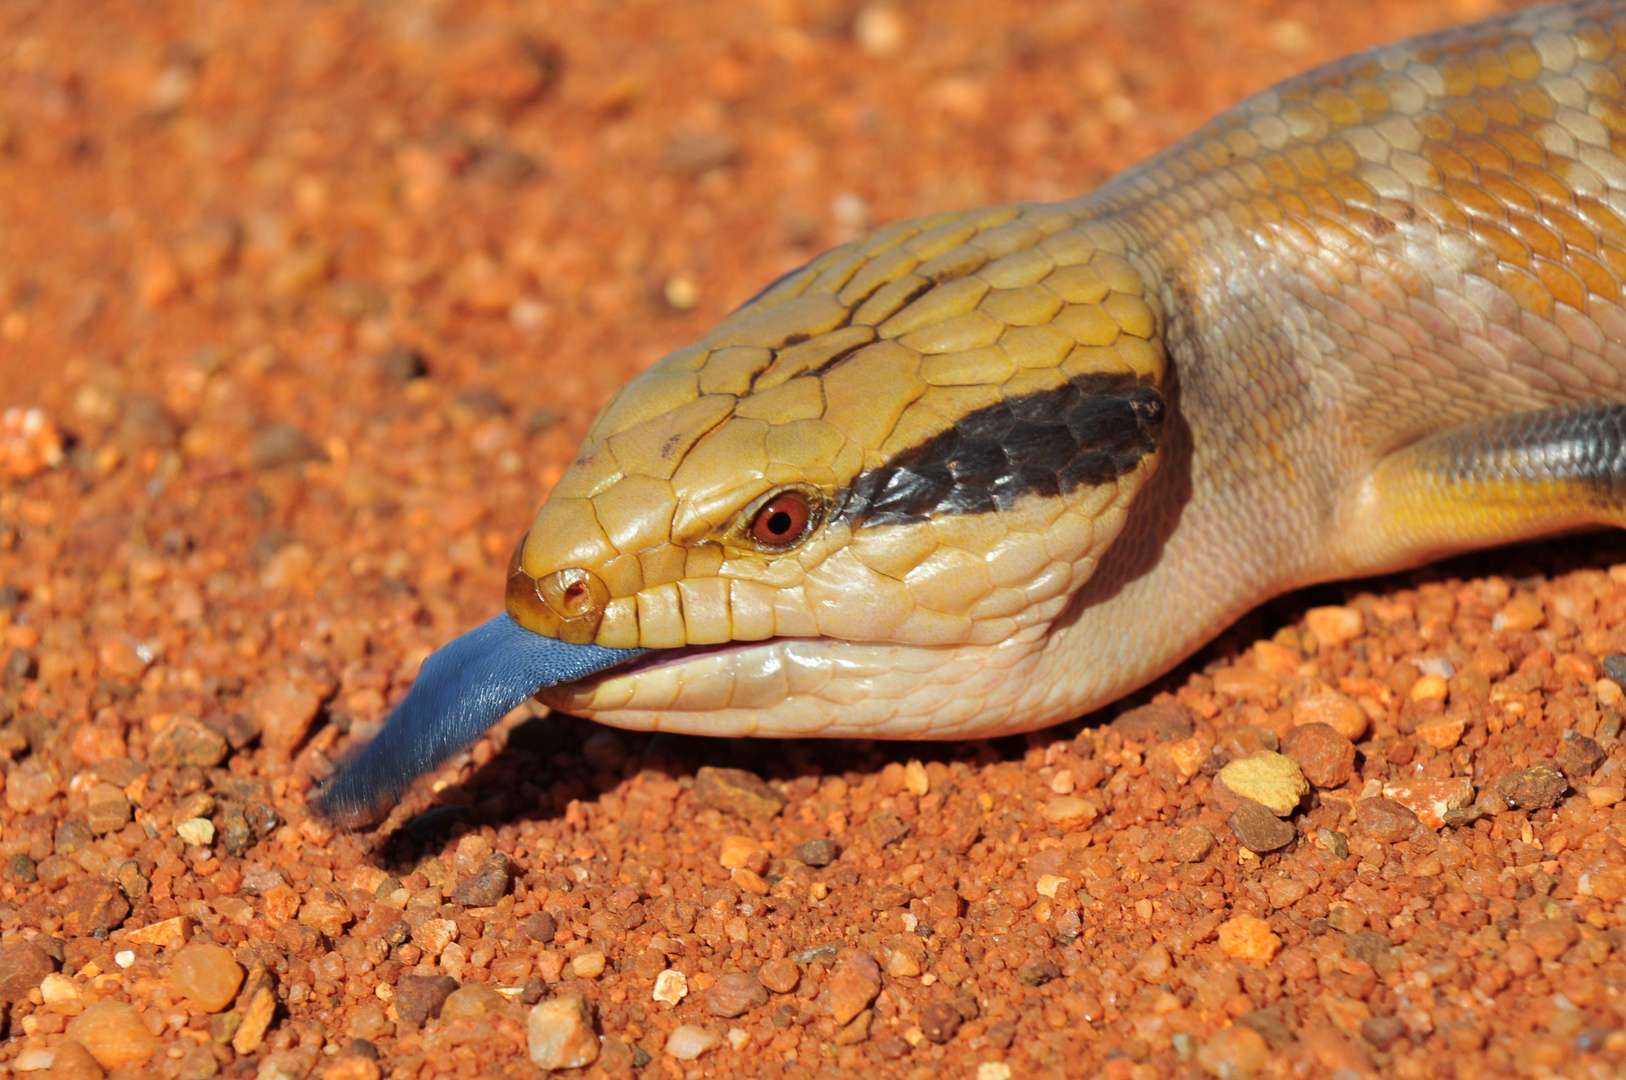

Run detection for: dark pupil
[[766, 510, 793, 535]]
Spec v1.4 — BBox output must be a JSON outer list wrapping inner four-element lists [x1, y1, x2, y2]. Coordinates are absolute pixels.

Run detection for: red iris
[[750, 492, 812, 547]]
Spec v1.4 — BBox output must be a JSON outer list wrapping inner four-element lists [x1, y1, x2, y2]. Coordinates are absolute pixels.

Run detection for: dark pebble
[[694, 766, 784, 821], [1344, 931, 1393, 966], [114, 859, 150, 899], [868, 811, 910, 848], [218, 804, 253, 858], [4, 853, 36, 884], [1229, 799, 1296, 853], [376, 345, 428, 383], [450, 854, 512, 907], [1361, 1015, 1406, 1049], [1604, 654, 1626, 685], [1017, 958, 1061, 986], [351, 1039, 380, 1060], [524, 911, 557, 943], [250, 422, 325, 469], [0, 942, 56, 1003], [520, 979, 547, 1005], [3, 649, 35, 684], [1498, 761, 1568, 810], [1353, 797, 1420, 843], [794, 837, 838, 867], [395, 974, 460, 1026], [1317, 828, 1349, 859], [1111, 701, 1195, 744], [1558, 733, 1605, 781], [919, 1001, 963, 1044], [1238, 1008, 1295, 1050], [277, 920, 327, 960]]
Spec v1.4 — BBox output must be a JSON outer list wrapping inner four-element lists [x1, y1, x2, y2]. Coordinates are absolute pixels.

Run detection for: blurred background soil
[[9, 1, 1621, 1079]]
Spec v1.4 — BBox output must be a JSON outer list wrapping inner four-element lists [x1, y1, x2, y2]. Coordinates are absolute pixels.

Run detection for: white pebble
[[177, 817, 215, 846], [665, 1024, 721, 1061], [653, 969, 688, 1005]]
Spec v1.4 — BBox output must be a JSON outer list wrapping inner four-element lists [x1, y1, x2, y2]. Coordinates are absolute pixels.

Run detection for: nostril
[[563, 581, 588, 608]]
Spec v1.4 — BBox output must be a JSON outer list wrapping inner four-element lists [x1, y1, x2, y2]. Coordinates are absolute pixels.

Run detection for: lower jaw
[[537, 630, 1057, 740]]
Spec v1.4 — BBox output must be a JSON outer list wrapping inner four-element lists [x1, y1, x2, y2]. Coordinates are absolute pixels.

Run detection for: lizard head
[[317, 201, 1167, 820], [514, 203, 1167, 738]]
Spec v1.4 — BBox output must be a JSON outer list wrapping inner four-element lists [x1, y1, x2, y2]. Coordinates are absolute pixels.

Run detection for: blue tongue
[[314, 613, 643, 821]]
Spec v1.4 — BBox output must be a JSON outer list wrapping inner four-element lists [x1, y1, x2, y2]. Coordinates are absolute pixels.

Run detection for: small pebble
[[1218, 914, 1282, 965], [395, 975, 459, 1027], [1111, 701, 1195, 744], [707, 971, 768, 1017], [66, 1001, 158, 1070], [147, 714, 229, 768], [1352, 797, 1420, 843], [528, 993, 600, 1070], [1382, 777, 1475, 830], [250, 679, 322, 756], [177, 817, 215, 846], [1216, 752, 1308, 816], [571, 951, 606, 978], [718, 835, 758, 870], [1558, 733, 1605, 781], [794, 837, 838, 867], [1041, 795, 1097, 829], [1197, 1023, 1271, 1077], [440, 983, 507, 1020], [653, 969, 689, 1005], [919, 1001, 963, 1043], [525, 911, 557, 943], [693, 766, 784, 820], [1361, 1015, 1406, 1050], [1304, 605, 1363, 646], [826, 952, 882, 1024], [233, 986, 276, 1054], [169, 942, 244, 1012], [450, 854, 512, 907], [250, 422, 324, 469], [758, 958, 799, 994], [61, 880, 130, 937], [1278, 723, 1355, 788], [664, 1024, 722, 1061], [0, 942, 55, 1002], [85, 783, 133, 835], [1290, 692, 1368, 741], [1229, 800, 1296, 853], [376, 345, 428, 383], [1169, 825, 1216, 862]]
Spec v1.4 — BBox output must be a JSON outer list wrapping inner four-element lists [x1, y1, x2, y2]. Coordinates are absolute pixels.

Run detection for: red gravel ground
[[3, 1, 1621, 1078]]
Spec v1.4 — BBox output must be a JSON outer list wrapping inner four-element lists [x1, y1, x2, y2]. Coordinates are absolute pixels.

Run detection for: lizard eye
[[749, 492, 813, 548]]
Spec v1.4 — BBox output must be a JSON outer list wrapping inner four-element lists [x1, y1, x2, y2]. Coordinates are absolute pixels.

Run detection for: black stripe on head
[[837, 373, 1164, 527]]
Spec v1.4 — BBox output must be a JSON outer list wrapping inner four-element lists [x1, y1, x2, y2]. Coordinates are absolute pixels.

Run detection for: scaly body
[[320, 0, 1626, 818]]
